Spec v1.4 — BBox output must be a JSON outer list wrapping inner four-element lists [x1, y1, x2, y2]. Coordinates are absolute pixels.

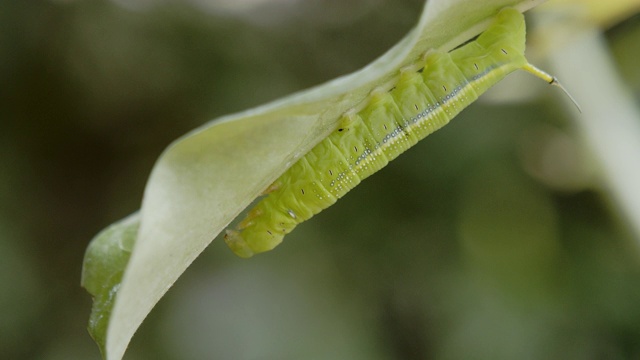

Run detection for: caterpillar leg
[[260, 181, 280, 195], [224, 200, 296, 258], [225, 156, 337, 258], [224, 230, 255, 258], [224, 192, 299, 258]]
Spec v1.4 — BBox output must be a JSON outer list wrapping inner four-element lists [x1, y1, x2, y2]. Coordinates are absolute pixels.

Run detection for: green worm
[[224, 7, 578, 258]]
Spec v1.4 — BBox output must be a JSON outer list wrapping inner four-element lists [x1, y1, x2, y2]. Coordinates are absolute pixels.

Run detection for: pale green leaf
[[81, 213, 139, 357], [82, 0, 546, 359]]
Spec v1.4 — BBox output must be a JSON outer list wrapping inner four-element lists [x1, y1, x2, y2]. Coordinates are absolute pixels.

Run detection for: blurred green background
[[2, 0, 640, 359]]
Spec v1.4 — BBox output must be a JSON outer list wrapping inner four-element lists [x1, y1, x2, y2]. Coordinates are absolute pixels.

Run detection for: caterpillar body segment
[[225, 8, 570, 258]]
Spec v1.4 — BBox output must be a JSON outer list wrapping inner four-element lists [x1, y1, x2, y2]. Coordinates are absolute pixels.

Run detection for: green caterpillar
[[224, 7, 576, 258]]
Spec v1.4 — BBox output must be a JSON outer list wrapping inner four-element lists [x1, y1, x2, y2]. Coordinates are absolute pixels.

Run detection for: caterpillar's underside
[[225, 8, 569, 258]]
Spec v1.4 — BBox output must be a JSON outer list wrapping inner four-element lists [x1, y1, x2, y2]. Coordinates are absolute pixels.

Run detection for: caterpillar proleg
[[225, 7, 577, 258]]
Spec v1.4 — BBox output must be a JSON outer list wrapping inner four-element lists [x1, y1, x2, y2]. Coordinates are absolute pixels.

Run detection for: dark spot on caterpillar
[[354, 146, 358, 153], [414, 104, 419, 111], [442, 85, 447, 92], [301, 188, 305, 195], [388, 86, 396, 92], [417, 67, 424, 73], [474, 63, 479, 70], [501, 48, 508, 54], [329, 169, 333, 176], [383, 124, 388, 130], [267, 230, 273, 235], [338, 128, 344, 132]]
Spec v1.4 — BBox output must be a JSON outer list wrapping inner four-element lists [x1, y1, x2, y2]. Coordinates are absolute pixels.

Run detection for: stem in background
[[548, 29, 640, 244]]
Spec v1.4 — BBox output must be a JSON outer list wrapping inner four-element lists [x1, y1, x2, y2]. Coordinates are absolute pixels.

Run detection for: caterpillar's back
[[225, 8, 564, 258]]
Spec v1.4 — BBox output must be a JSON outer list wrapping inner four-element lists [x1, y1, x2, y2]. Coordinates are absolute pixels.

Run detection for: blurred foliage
[[610, 12, 640, 94], [2, 0, 639, 359]]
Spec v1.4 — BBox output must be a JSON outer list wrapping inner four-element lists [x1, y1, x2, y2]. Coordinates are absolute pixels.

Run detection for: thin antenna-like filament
[[522, 64, 582, 113]]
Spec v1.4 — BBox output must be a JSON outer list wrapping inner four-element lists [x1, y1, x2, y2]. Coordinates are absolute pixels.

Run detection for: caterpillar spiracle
[[224, 7, 578, 258]]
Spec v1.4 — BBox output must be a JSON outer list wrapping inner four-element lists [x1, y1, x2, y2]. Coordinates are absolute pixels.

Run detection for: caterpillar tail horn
[[522, 63, 582, 113]]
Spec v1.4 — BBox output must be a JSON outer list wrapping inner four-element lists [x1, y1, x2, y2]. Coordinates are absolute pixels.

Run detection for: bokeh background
[[2, 0, 640, 359]]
